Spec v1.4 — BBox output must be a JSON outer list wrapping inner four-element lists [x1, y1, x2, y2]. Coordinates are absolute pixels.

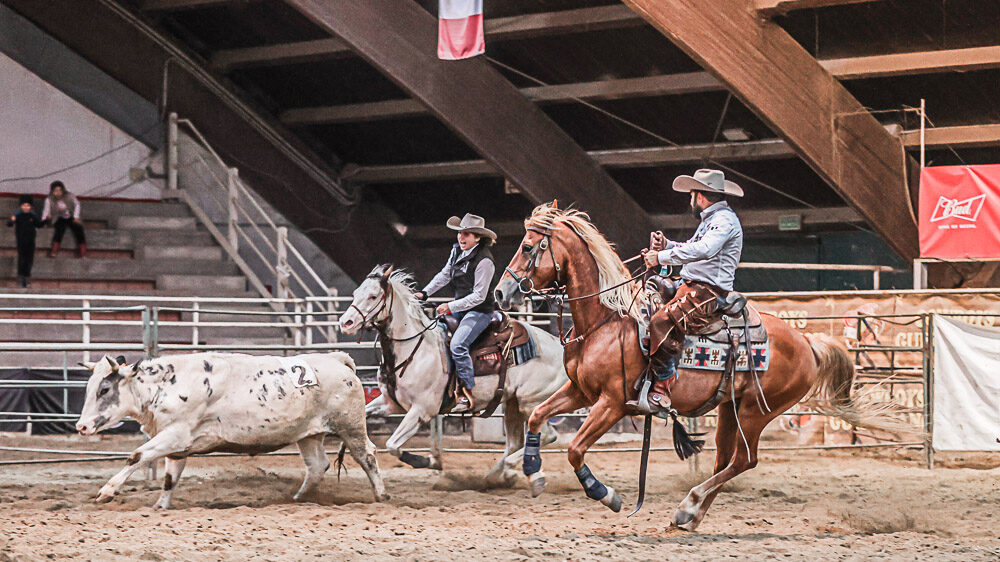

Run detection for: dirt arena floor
[[2, 433, 998, 561]]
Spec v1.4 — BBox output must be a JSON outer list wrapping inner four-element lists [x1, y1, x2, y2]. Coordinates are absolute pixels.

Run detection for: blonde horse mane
[[525, 202, 643, 321]]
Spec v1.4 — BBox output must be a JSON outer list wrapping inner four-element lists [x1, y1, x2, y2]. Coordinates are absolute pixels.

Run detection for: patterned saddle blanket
[[637, 304, 771, 373]]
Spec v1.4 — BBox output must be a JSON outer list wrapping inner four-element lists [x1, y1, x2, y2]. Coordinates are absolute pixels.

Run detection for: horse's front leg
[[567, 397, 626, 512], [385, 408, 432, 469], [523, 381, 588, 497]]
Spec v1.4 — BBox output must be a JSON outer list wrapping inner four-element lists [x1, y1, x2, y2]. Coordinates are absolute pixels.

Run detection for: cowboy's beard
[[690, 199, 703, 219]]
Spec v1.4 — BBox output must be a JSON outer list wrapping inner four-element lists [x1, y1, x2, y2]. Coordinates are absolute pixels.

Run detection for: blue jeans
[[449, 310, 493, 390]]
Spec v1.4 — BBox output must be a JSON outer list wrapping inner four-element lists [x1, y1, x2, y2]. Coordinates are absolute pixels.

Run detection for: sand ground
[[1, 433, 998, 561]]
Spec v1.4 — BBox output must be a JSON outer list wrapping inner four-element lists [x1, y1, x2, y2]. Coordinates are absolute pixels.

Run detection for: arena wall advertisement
[[931, 314, 1000, 452], [919, 164, 1000, 259]]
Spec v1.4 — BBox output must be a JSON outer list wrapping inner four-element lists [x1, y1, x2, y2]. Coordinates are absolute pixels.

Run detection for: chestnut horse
[[494, 202, 904, 531]]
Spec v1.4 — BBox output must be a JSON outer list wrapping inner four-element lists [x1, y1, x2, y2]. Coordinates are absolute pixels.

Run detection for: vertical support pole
[[142, 307, 152, 358], [919, 98, 926, 171], [62, 352, 69, 415], [913, 259, 928, 290], [305, 300, 314, 347], [276, 226, 290, 299], [293, 301, 303, 348], [167, 113, 178, 192], [435, 415, 444, 460], [191, 301, 200, 348], [81, 299, 91, 364], [151, 307, 160, 358], [227, 168, 239, 255], [687, 415, 699, 474], [923, 313, 935, 469], [873, 268, 880, 290], [327, 287, 339, 343]]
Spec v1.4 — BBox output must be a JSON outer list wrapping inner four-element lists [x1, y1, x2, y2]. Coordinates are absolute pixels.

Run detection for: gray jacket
[[656, 201, 743, 291]]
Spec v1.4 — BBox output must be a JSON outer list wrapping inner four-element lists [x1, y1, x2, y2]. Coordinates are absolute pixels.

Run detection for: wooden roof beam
[[142, 0, 240, 11], [287, 0, 654, 252], [211, 4, 642, 70], [347, 123, 995, 184], [407, 207, 865, 240], [623, 0, 918, 259], [281, 46, 1000, 125], [756, 0, 884, 16]]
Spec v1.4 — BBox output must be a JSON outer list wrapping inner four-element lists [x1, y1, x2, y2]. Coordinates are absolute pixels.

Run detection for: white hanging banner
[[932, 314, 1000, 451]]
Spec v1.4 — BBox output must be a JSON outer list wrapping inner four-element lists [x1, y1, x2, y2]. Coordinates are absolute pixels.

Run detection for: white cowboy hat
[[672, 168, 744, 197], [446, 213, 497, 240]]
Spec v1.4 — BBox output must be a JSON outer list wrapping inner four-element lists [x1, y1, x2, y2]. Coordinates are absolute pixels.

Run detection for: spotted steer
[[76, 352, 388, 508]]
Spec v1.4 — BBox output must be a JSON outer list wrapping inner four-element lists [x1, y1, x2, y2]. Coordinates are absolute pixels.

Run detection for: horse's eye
[[368, 295, 376, 301], [521, 244, 532, 254]]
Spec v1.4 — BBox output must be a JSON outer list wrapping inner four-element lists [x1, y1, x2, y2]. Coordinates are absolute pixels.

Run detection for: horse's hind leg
[[672, 401, 739, 529], [673, 402, 771, 531], [523, 381, 587, 497], [568, 398, 626, 512], [293, 434, 329, 501]]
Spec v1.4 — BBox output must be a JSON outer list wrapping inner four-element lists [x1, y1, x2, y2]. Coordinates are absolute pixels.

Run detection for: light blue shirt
[[656, 201, 743, 291]]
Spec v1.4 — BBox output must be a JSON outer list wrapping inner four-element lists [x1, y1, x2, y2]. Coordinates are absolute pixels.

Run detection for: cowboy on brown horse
[[634, 169, 745, 416]]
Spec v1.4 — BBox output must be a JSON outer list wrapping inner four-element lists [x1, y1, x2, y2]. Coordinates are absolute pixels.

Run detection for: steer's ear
[[119, 363, 139, 379], [104, 355, 119, 373]]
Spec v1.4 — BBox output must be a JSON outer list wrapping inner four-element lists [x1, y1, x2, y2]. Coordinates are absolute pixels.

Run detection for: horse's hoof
[[529, 472, 546, 497], [601, 487, 622, 513], [428, 456, 442, 471], [376, 493, 391, 502], [672, 509, 696, 529]]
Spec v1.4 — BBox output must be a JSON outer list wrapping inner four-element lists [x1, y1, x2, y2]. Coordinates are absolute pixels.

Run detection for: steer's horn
[[79, 361, 96, 371], [104, 355, 119, 372]]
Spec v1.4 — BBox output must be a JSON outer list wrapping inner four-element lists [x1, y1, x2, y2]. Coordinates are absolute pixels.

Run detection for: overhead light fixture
[[721, 128, 752, 142]]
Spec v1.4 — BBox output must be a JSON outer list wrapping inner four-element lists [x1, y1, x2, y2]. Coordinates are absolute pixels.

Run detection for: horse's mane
[[525, 202, 643, 320], [369, 266, 434, 326]]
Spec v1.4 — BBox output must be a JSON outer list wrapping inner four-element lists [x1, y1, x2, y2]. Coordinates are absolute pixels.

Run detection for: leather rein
[[504, 226, 645, 345]]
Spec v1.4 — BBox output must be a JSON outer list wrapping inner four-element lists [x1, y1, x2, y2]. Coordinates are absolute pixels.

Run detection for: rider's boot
[[627, 356, 677, 418], [450, 386, 475, 413]]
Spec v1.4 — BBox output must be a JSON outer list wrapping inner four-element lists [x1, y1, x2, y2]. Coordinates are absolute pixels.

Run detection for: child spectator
[[6, 194, 42, 287], [41, 180, 86, 258]]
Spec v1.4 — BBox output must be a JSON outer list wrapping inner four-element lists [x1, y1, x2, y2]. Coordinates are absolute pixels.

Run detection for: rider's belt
[[683, 279, 729, 298]]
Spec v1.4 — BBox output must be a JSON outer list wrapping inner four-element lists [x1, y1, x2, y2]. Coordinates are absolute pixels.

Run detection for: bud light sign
[[919, 165, 1000, 259]]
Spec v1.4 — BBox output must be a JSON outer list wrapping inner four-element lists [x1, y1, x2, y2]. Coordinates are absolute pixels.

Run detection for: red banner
[[919, 164, 1000, 259]]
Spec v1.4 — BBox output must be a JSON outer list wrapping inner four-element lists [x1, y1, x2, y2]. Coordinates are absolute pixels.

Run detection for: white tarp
[[932, 314, 1000, 451]]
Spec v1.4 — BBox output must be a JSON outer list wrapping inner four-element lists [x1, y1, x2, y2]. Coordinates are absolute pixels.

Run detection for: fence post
[[81, 299, 91, 364], [151, 307, 160, 358], [227, 168, 239, 254], [142, 306, 152, 357], [276, 226, 290, 299], [191, 301, 200, 348], [873, 269, 881, 290], [293, 301, 302, 349], [305, 300, 314, 347], [167, 112, 178, 191], [923, 313, 935, 469], [327, 287, 339, 343]]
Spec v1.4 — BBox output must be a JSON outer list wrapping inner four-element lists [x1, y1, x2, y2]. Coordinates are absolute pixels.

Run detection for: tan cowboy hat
[[672, 168, 744, 197], [446, 213, 497, 240]]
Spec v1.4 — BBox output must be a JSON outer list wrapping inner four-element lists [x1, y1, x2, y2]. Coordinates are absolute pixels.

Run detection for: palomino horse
[[339, 265, 568, 486], [495, 202, 904, 530]]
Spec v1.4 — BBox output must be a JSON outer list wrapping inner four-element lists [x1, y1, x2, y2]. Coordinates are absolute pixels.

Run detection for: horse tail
[[804, 334, 912, 435]]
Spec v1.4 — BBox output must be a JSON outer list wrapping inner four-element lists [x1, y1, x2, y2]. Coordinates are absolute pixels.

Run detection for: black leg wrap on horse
[[575, 464, 608, 501], [523, 431, 542, 475], [398, 451, 430, 469]]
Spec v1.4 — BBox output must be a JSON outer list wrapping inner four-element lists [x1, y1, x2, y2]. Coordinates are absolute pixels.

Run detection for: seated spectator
[[41, 180, 86, 258], [6, 194, 42, 287]]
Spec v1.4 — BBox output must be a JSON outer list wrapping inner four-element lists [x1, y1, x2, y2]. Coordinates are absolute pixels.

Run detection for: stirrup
[[450, 397, 472, 413], [626, 378, 654, 414]]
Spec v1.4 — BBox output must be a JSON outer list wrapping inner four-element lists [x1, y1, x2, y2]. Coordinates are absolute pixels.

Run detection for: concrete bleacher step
[[137, 245, 223, 261], [0, 198, 192, 219], [0, 227, 216, 250], [157, 274, 247, 292], [113, 216, 197, 230], [0, 257, 238, 277]]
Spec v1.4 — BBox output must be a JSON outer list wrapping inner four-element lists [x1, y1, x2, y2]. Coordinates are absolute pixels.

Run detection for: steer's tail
[[334, 441, 347, 480], [804, 334, 914, 436]]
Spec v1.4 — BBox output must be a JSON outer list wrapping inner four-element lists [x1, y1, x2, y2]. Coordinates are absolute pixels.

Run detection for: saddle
[[440, 311, 537, 417]]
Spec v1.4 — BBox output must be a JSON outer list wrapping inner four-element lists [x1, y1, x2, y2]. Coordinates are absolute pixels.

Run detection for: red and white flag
[[919, 164, 1000, 259], [438, 0, 484, 60]]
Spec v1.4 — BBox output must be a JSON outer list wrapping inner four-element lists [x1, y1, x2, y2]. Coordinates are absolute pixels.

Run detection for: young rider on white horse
[[414, 214, 499, 413]]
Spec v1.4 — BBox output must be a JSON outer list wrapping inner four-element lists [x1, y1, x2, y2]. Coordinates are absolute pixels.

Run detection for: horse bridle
[[505, 226, 563, 296]]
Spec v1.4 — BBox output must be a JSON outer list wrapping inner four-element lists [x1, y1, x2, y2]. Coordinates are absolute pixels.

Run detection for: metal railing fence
[[0, 298, 944, 467]]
